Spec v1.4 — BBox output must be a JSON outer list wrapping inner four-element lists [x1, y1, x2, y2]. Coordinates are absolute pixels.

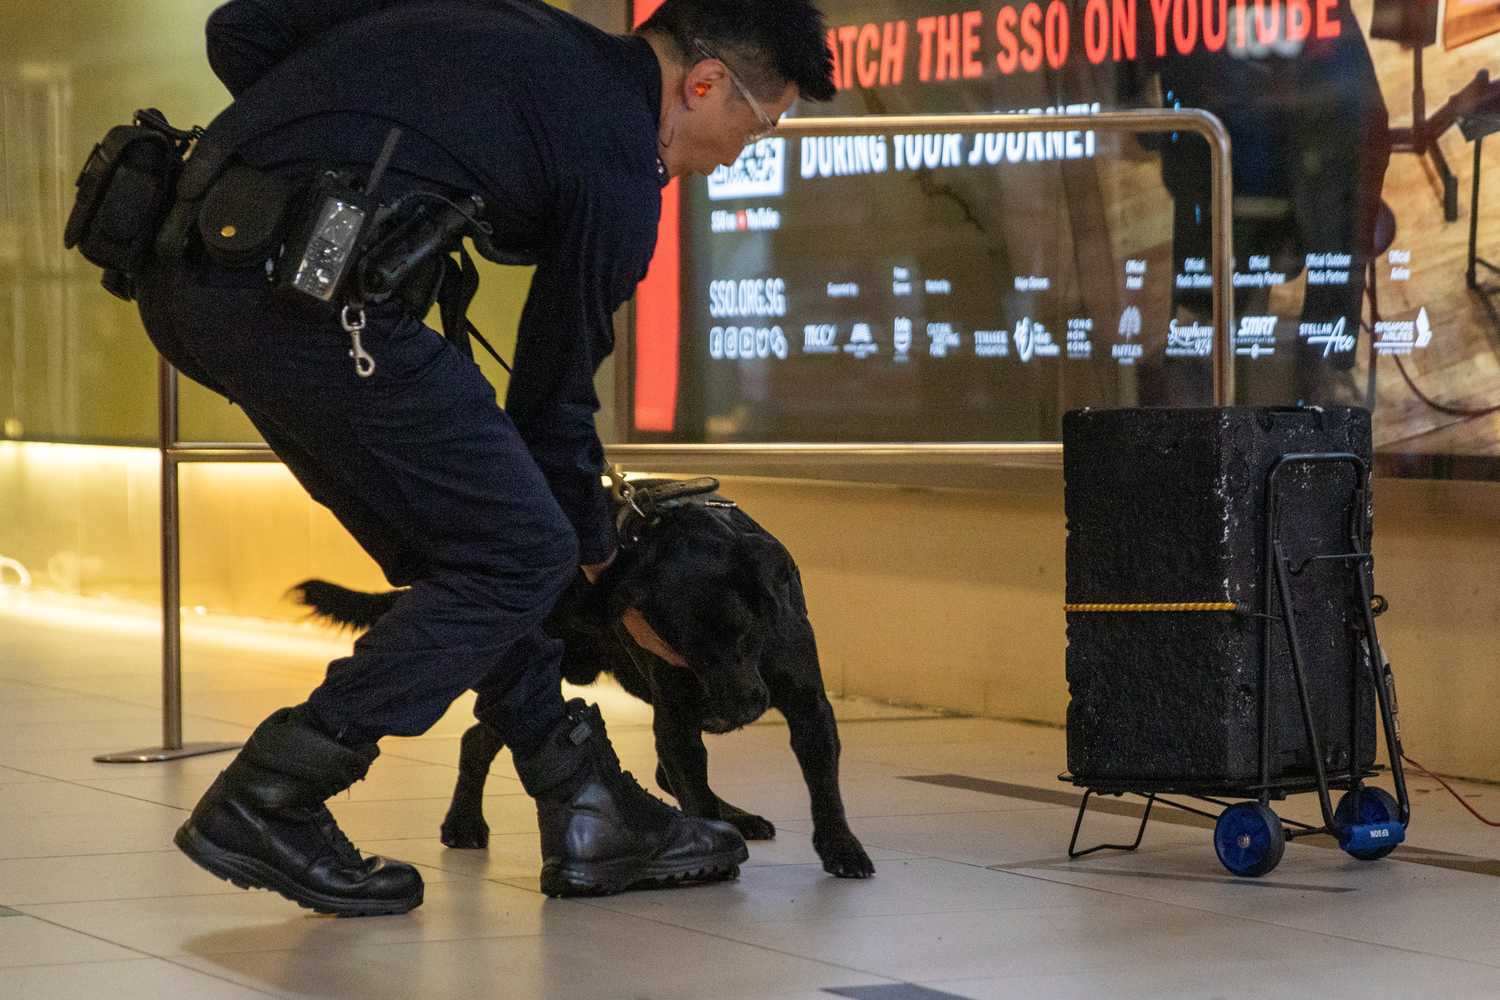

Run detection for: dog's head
[[609, 502, 798, 734]]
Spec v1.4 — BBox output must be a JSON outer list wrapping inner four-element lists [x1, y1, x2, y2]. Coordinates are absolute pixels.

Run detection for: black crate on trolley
[[1061, 406, 1409, 877]]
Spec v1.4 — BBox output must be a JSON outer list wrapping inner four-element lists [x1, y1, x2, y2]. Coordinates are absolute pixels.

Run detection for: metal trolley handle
[[1263, 453, 1411, 841]]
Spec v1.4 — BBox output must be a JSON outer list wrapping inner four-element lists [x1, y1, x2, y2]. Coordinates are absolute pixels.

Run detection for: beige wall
[[714, 473, 1500, 784], [2, 443, 1494, 780], [0, 0, 600, 447]]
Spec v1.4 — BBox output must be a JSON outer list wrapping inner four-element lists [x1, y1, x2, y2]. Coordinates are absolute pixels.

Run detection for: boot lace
[[313, 804, 367, 866], [592, 740, 681, 825]]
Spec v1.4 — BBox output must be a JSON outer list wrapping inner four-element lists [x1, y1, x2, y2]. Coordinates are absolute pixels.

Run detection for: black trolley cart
[[1060, 408, 1411, 877]]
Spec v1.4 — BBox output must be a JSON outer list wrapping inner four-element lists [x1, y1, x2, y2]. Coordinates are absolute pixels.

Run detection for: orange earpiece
[[694, 82, 710, 97]]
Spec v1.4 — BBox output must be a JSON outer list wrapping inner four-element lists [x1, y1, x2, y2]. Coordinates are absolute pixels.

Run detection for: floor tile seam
[[5, 951, 288, 998], [6, 716, 170, 731], [0, 763, 74, 783], [909, 777, 1500, 872], [0, 848, 181, 862], [716, 819, 1081, 866], [810, 806, 1070, 823], [1015, 820, 1500, 878], [991, 842, 1212, 871], [733, 855, 942, 869], [0, 679, 186, 711], [832, 805, 1064, 820], [681, 893, 1116, 935], [0, 679, 111, 699], [996, 866, 1500, 970], [5, 907, 183, 966], [471, 856, 947, 885], [154, 955, 287, 998], [0, 778, 194, 816], [20, 781, 197, 815], [322, 792, 530, 804], [3, 711, 255, 733], [8, 885, 320, 908], [0, 955, 169, 972], [583, 898, 1103, 932], [563, 900, 909, 984], [146, 927, 566, 961]]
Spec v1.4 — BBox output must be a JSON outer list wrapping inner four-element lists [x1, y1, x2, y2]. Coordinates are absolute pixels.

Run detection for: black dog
[[295, 479, 874, 879]]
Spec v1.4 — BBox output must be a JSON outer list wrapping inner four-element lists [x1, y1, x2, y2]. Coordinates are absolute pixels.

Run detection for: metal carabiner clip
[[340, 304, 376, 378]]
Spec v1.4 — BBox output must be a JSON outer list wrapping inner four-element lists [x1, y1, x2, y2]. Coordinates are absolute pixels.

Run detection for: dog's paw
[[440, 815, 490, 850], [724, 809, 777, 841], [814, 828, 875, 878]]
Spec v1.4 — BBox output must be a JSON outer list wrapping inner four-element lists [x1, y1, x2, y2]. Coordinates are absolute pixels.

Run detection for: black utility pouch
[[196, 164, 299, 269], [63, 109, 198, 281]]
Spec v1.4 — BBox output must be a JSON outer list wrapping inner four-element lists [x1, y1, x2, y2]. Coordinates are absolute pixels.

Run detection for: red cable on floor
[[1402, 753, 1500, 827]]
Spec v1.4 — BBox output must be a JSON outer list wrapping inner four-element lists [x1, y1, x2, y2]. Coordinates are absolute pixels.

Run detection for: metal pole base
[[93, 741, 242, 764]]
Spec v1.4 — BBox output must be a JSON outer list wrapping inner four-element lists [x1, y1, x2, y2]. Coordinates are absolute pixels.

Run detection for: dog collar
[[611, 475, 732, 548]]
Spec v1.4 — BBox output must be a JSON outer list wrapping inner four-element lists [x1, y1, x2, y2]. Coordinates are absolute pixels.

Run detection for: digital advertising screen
[[629, 0, 1500, 476]]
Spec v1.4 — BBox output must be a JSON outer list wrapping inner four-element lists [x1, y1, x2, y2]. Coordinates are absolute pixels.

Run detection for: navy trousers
[[136, 262, 575, 752]]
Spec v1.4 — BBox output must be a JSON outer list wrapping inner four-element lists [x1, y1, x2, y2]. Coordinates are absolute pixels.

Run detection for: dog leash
[[605, 465, 727, 549]]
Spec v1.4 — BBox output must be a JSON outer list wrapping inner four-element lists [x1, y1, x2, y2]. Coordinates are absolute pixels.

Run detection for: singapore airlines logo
[[1373, 306, 1435, 356], [1415, 307, 1433, 348]]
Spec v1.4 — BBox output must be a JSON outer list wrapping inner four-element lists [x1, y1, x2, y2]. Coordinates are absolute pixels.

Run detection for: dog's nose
[[701, 717, 734, 734]]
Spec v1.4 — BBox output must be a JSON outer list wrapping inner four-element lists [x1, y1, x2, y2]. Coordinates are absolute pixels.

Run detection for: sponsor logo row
[[1235, 310, 1435, 359], [710, 316, 1148, 364], [708, 311, 1441, 364]]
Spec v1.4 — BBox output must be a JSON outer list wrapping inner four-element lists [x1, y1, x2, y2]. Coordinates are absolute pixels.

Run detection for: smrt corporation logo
[[707, 139, 786, 201], [1235, 315, 1277, 360]]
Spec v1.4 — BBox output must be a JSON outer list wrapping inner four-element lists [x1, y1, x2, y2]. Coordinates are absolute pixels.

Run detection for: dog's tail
[[290, 579, 403, 631]]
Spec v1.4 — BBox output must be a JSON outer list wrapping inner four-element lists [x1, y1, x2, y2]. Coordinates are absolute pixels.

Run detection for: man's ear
[[683, 58, 726, 108]]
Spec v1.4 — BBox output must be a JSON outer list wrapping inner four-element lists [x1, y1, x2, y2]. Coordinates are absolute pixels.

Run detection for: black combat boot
[[515, 700, 748, 897], [174, 707, 424, 916]]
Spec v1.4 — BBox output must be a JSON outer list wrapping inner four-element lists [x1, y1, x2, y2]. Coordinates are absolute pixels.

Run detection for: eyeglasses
[[693, 40, 778, 142]]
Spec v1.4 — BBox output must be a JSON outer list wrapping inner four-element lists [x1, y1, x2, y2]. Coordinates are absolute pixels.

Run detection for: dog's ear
[[741, 534, 792, 603]]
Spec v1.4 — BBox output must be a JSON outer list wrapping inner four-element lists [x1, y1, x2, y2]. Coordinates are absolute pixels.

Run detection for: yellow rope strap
[[1064, 602, 1239, 613]]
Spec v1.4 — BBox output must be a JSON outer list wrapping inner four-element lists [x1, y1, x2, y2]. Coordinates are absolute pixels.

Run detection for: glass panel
[[1, 2, 232, 445], [630, 0, 1500, 477], [662, 125, 1204, 444], [0, 0, 580, 447]]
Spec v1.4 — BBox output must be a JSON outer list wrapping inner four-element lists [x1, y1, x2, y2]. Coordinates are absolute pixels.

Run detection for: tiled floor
[[4, 591, 1500, 999]]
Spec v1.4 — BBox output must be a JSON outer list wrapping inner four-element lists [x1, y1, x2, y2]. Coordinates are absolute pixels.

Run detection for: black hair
[[638, 0, 836, 103]]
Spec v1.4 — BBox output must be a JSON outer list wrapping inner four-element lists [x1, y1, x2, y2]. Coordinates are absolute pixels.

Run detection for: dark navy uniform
[[140, 0, 665, 750]]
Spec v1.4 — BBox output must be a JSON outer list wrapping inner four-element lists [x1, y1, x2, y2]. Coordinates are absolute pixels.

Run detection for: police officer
[[149, 0, 835, 915]]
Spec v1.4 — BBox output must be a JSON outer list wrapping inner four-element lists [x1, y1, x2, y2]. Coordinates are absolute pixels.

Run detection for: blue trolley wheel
[[1214, 802, 1286, 877], [1334, 787, 1401, 861]]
